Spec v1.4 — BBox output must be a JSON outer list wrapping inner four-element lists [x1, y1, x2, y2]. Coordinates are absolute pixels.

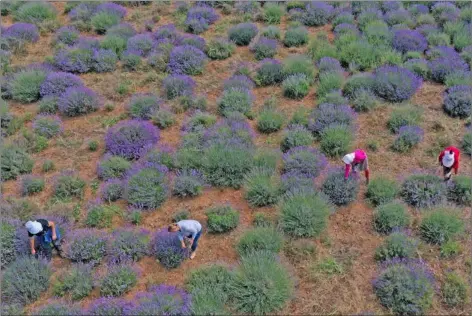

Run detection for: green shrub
[[38, 96, 58, 114], [307, 35, 337, 62], [53, 172, 86, 200], [262, 25, 281, 39], [101, 35, 127, 56], [420, 208, 464, 245], [283, 54, 314, 80], [253, 212, 272, 227], [253, 148, 279, 171], [21, 176, 45, 196], [280, 125, 313, 152], [13, 2, 57, 26], [351, 89, 378, 112], [289, 106, 309, 126], [88, 140, 98, 151], [172, 209, 190, 222], [228, 251, 293, 314], [280, 190, 331, 238], [85, 204, 120, 228], [91, 12, 120, 34], [448, 175, 472, 206], [317, 72, 344, 98], [364, 20, 392, 47], [342, 73, 376, 99], [206, 38, 235, 60], [1, 145, 34, 181], [317, 90, 348, 106], [282, 74, 310, 99], [203, 145, 253, 189], [152, 108, 175, 129], [0, 197, 39, 221], [257, 109, 284, 133], [427, 32, 450, 46], [339, 40, 379, 71], [283, 26, 309, 47], [1, 256, 51, 305], [217, 88, 253, 117], [366, 177, 399, 206], [372, 202, 410, 234], [313, 256, 344, 276], [11, 69, 47, 103], [186, 265, 233, 315], [375, 232, 418, 262], [320, 125, 353, 158], [442, 272, 468, 307], [237, 227, 283, 257], [100, 265, 137, 297], [387, 105, 422, 133], [0, 221, 16, 267], [122, 53, 141, 71], [98, 155, 131, 180], [244, 167, 280, 207], [263, 3, 284, 24], [206, 205, 240, 233], [462, 132, 472, 156], [52, 264, 93, 301], [440, 240, 462, 258], [444, 71, 472, 87]]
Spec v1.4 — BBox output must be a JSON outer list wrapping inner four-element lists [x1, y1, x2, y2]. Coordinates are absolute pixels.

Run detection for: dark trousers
[[37, 239, 62, 261], [443, 166, 452, 181], [189, 230, 202, 252]]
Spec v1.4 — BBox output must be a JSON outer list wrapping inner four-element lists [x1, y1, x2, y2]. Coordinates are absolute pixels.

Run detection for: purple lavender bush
[[228, 23, 258, 46], [255, 58, 284, 86], [426, 45, 460, 60], [54, 26, 80, 46], [125, 285, 191, 315], [318, 57, 343, 74], [432, 2, 460, 25], [95, 3, 127, 19], [223, 75, 255, 91], [101, 179, 123, 202], [107, 23, 137, 39], [40, 72, 84, 97], [250, 37, 277, 60], [443, 85, 472, 119], [140, 145, 175, 170], [162, 74, 196, 100], [64, 229, 107, 265], [172, 169, 205, 197], [151, 229, 188, 269], [301, 2, 334, 26], [105, 120, 159, 160], [4, 23, 39, 43], [126, 93, 162, 119], [392, 125, 424, 152], [168, 45, 207, 75], [321, 168, 359, 206], [54, 48, 94, 73], [33, 301, 81, 316], [108, 229, 150, 264], [282, 146, 327, 178], [307, 103, 357, 136], [100, 265, 138, 297], [124, 164, 169, 209], [58, 86, 101, 117], [373, 66, 422, 102], [32, 114, 63, 138], [401, 173, 447, 208], [126, 33, 155, 57], [280, 125, 314, 152], [428, 57, 469, 83], [1, 256, 51, 305], [392, 30, 428, 53], [373, 260, 434, 315], [385, 9, 413, 26], [92, 49, 118, 73], [153, 24, 182, 43], [181, 34, 206, 51], [88, 298, 129, 316], [333, 23, 359, 37], [185, 4, 219, 34]]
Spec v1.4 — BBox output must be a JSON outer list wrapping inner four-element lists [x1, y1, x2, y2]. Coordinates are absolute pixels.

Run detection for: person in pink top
[[342, 149, 370, 184]]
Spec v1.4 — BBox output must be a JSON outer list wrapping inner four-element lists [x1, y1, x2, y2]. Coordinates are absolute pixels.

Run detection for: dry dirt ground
[[2, 2, 471, 315]]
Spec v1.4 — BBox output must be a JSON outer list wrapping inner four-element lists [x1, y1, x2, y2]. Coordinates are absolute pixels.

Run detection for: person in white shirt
[[168, 219, 202, 259]]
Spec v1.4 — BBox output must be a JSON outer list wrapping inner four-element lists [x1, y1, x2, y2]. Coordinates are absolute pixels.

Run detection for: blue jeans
[[190, 230, 202, 252], [37, 226, 62, 260]]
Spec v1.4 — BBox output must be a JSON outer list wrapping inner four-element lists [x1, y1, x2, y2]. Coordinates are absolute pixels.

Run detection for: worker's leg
[[52, 226, 63, 257], [443, 166, 452, 181], [38, 238, 52, 261], [190, 230, 202, 259]]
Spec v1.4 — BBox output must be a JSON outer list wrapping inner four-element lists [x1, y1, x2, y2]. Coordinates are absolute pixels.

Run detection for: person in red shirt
[[438, 146, 460, 181], [342, 149, 370, 184]]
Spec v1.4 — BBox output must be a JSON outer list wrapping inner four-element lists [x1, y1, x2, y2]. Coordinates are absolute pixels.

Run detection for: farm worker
[[168, 219, 202, 260], [438, 146, 460, 181], [25, 219, 62, 261], [342, 149, 370, 184]]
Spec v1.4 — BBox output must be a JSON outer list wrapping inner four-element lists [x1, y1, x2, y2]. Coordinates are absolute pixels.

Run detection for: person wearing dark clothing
[[25, 219, 62, 261]]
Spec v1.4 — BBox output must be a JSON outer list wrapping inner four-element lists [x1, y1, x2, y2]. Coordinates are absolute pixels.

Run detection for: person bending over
[[168, 219, 202, 259]]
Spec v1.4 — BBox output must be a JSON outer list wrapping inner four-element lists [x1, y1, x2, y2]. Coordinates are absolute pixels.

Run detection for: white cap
[[25, 221, 43, 235], [342, 153, 355, 165], [442, 151, 455, 168]]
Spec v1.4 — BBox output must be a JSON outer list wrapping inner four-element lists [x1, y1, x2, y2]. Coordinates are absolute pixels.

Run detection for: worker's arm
[[30, 237, 36, 255], [177, 233, 186, 248], [48, 221, 57, 240], [344, 164, 351, 179], [365, 169, 370, 184], [454, 151, 460, 174], [438, 151, 444, 165]]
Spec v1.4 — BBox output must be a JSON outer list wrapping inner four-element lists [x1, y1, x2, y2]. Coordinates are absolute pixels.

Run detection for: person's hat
[[25, 221, 43, 235], [442, 151, 455, 168], [342, 153, 355, 164]]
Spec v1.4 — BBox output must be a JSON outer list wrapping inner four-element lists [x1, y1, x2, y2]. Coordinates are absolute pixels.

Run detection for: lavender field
[[1, 1, 471, 315]]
